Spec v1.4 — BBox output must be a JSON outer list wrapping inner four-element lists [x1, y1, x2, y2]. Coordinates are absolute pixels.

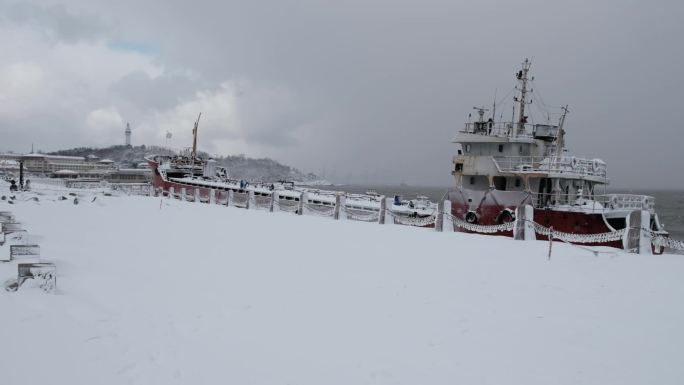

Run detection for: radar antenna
[[473, 106, 489, 122]]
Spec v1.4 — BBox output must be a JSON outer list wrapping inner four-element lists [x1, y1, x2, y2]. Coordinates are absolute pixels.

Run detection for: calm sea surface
[[314, 184, 684, 241]]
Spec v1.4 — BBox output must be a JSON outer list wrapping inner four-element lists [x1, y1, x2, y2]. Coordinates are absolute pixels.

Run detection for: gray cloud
[[1, 0, 683, 188], [0, 1, 107, 43]]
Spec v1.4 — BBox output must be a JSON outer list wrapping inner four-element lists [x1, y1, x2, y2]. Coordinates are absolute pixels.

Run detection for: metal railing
[[461, 121, 536, 138], [492, 156, 607, 179], [530, 192, 655, 213]]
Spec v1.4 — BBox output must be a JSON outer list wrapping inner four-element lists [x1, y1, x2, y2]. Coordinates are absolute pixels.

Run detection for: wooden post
[[227, 190, 234, 207], [378, 195, 386, 224]]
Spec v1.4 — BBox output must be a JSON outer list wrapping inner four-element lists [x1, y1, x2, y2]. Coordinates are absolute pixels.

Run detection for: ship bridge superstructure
[[451, 59, 615, 211]]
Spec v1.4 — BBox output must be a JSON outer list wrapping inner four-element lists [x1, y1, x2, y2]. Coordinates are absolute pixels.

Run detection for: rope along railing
[[343, 208, 380, 222], [651, 233, 684, 251], [446, 213, 514, 233], [530, 221, 625, 244], [445, 213, 624, 243], [232, 193, 249, 207], [254, 196, 272, 209], [392, 213, 436, 227], [274, 199, 299, 213], [305, 203, 335, 217]]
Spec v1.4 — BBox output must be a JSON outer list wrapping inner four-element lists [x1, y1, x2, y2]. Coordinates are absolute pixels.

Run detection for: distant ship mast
[[191, 112, 202, 159]]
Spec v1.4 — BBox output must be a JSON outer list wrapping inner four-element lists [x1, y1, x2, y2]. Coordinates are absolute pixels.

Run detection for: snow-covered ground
[[1, 184, 683, 385]]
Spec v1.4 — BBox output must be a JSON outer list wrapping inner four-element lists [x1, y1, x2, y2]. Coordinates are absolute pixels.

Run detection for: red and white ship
[[448, 59, 668, 253]]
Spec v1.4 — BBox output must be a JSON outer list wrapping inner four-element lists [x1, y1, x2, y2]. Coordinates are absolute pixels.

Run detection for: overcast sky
[[0, 0, 682, 188]]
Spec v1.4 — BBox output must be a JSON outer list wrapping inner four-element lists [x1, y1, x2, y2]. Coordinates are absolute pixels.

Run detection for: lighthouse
[[125, 122, 131, 146]]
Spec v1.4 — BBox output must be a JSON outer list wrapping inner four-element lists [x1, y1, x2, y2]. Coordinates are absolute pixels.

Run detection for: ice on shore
[[1, 186, 683, 385]]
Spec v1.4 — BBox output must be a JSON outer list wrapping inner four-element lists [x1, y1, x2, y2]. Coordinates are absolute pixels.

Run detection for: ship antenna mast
[[491, 88, 497, 122], [554, 105, 569, 160], [514, 58, 532, 134], [191, 112, 202, 159]]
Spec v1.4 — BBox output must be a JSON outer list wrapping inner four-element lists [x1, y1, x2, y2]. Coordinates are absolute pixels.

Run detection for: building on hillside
[[0, 153, 115, 176]]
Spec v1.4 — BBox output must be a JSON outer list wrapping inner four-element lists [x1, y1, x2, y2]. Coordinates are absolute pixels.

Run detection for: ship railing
[[492, 156, 607, 179], [461, 121, 536, 138], [530, 192, 655, 213]]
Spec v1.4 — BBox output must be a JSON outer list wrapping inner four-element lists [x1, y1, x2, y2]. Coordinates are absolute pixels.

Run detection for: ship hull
[[448, 188, 664, 254]]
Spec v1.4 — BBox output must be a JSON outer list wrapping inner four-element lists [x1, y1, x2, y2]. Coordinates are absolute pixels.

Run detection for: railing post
[[194, 188, 200, 203], [639, 210, 652, 255], [548, 226, 554, 260], [334, 194, 341, 220], [149, 185, 154, 197], [384, 197, 394, 225], [513, 204, 534, 240], [377, 195, 386, 224], [227, 190, 234, 207], [270, 192, 278, 212], [181, 187, 186, 201], [246, 190, 254, 210], [334, 194, 347, 220], [435, 201, 444, 232], [442, 199, 454, 232], [168, 186, 174, 199], [623, 210, 640, 253], [298, 192, 306, 215]]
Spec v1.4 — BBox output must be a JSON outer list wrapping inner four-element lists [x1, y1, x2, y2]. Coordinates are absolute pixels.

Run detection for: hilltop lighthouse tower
[[125, 122, 131, 146]]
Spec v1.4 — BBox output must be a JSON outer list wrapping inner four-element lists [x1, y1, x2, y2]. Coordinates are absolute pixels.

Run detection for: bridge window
[[515, 178, 521, 188], [465, 144, 471, 153], [469, 176, 475, 185], [493, 176, 507, 190], [498, 144, 504, 153]]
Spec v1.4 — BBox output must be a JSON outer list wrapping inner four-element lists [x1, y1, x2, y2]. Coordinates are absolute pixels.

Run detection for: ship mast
[[514, 58, 532, 134], [554, 105, 569, 159], [191, 112, 202, 159]]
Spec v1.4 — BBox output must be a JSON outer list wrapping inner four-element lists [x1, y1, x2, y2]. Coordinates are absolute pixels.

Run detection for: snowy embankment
[[1, 186, 683, 385]]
